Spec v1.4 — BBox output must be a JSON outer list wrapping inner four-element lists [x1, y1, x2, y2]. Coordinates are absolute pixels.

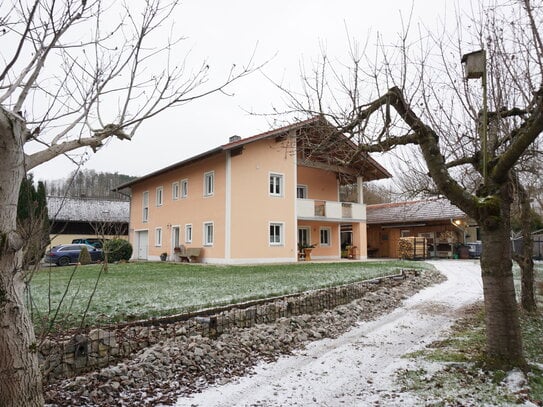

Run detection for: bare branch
[[25, 124, 130, 169], [0, 1, 39, 83]]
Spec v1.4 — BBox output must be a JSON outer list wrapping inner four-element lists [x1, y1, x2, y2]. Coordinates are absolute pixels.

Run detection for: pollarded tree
[[0, 1, 255, 405], [278, 0, 542, 369]]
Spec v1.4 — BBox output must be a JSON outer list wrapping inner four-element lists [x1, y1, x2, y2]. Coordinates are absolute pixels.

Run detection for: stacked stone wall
[[40, 270, 417, 381]]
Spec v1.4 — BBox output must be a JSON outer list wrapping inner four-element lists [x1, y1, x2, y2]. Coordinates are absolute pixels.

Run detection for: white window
[[297, 185, 308, 199], [155, 227, 162, 247], [269, 222, 284, 245], [156, 186, 164, 206], [142, 191, 149, 222], [203, 222, 214, 246], [172, 182, 180, 200], [181, 179, 188, 198], [185, 224, 193, 243], [269, 173, 283, 196], [320, 227, 331, 246], [204, 172, 214, 196]]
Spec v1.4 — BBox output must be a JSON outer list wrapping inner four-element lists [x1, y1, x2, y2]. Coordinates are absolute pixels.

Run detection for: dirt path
[[174, 260, 483, 407]]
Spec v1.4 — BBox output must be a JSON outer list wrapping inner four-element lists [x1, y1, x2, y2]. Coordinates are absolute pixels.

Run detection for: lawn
[[398, 260, 543, 404], [29, 260, 429, 333]]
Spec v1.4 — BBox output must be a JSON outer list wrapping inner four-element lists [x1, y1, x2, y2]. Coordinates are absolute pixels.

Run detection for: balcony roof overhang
[[114, 116, 391, 191]]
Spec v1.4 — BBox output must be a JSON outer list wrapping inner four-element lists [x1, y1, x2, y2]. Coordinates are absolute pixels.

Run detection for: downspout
[[293, 132, 299, 262], [225, 151, 232, 261]]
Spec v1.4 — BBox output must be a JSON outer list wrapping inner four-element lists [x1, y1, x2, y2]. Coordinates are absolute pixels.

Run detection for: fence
[[511, 232, 543, 260]]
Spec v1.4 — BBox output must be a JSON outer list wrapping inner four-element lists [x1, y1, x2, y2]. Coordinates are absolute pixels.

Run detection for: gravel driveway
[[175, 260, 483, 407]]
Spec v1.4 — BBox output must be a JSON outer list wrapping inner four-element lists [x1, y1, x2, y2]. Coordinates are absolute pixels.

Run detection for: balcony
[[297, 199, 366, 221]]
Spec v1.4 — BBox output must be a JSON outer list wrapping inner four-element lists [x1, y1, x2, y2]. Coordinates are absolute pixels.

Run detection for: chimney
[[229, 135, 241, 143]]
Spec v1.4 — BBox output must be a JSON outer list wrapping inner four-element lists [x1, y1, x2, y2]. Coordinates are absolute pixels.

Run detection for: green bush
[[79, 246, 92, 265], [104, 239, 133, 262]]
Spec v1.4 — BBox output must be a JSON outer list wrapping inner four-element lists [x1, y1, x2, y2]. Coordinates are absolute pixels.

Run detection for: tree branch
[[492, 86, 543, 183], [384, 86, 480, 218], [25, 124, 130, 170], [0, 1, 40, 83]]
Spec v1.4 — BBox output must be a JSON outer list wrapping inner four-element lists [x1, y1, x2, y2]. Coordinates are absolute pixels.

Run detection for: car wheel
[[57, 256, 70, 266]]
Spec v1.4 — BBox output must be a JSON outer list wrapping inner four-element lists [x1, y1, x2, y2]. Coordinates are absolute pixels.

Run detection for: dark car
[[71, 238, 107, 249], [44, 244, 103, 266]]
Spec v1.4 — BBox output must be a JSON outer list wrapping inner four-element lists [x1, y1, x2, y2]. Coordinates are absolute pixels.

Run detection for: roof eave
[[113, 146, 224, 191]]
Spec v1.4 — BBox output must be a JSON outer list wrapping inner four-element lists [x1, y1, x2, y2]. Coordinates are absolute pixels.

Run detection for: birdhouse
[[461, 50, 485, 79]]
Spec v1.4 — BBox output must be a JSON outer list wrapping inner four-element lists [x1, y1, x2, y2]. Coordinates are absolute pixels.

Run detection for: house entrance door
[[136, 230, 148, 260], [341, 225, 353, 258], [172, 227, 180, 252], [298, 227, 310, 247]]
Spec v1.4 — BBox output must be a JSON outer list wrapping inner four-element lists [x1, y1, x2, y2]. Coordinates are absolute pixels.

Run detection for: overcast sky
[[30, 0, 476, 183]]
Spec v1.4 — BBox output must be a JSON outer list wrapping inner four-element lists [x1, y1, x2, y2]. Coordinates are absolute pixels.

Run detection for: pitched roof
[[47, 196, 129, 223], [366, 198, 467, 225], [114, 117, 391, 190]]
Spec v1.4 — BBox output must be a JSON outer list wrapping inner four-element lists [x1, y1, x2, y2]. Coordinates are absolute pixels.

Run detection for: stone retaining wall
[[40, 270, 417, 382]]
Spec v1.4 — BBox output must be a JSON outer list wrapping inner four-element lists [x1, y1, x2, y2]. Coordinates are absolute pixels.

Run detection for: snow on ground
[[174, 260, 484, 406]]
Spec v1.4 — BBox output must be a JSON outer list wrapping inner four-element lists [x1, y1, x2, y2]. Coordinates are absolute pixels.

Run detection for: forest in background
[[44, 169, 136, 201]]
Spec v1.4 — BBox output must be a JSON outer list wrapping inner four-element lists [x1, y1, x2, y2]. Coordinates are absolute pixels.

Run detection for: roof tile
[[366, 198, 466, 224]]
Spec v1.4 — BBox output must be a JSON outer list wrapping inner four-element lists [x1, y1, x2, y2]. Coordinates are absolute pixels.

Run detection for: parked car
[[44, 244, 103, 266], [71, 238, 107, 249]]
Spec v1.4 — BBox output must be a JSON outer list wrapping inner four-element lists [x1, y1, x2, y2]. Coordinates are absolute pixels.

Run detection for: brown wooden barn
[[366, 198, 479, 259]]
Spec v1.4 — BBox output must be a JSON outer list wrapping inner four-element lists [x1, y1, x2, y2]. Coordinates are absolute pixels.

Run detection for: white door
[[298, 227, 310, 247], [172, 226, 180, 252], [136, 231, 148, 260]]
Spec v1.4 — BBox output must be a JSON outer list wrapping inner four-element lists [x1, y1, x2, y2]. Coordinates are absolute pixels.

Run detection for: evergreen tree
[[17, 176, 50, 268], [78, 245, 92, 265]]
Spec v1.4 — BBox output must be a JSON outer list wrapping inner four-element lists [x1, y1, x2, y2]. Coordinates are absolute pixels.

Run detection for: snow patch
[[175, 260, 485, 406]]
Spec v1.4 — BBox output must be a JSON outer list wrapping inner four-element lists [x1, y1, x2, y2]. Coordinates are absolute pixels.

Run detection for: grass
[[397, 260, 543, 405], [29, 260, 428, 334]]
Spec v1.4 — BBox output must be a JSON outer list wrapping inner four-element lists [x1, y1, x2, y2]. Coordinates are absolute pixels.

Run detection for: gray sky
[[30, 0, 475, 183]]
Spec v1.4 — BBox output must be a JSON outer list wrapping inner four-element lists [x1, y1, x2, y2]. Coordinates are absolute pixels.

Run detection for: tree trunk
[[0, 110, 44, 406], [514, 182, 537, 312], [519, 254, 536, 312], [479, 195, 525, 368]]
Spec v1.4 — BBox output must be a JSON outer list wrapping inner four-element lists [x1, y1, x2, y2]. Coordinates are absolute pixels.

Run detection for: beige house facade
[[116, 118, 390, 263]]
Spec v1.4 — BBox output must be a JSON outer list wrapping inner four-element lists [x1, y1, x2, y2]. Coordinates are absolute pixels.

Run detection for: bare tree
[[0, 1, 256, 405], [277, 0, 542, 369], [511, 176, 537, 312], [510, 139, 542, 313]]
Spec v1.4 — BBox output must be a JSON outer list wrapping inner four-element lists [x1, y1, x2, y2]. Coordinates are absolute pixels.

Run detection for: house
[[47, 196, 129, 247], [366, 198, 479, 258], [115, 117, 391, 263]]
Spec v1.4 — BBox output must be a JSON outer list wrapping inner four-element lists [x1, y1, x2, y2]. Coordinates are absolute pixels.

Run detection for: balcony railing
[[297, 199, 366, 221]]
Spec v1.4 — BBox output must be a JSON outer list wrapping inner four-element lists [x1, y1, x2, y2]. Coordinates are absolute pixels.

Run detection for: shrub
[[104, 239, 133, 262], [79, 246, 92, 265]]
